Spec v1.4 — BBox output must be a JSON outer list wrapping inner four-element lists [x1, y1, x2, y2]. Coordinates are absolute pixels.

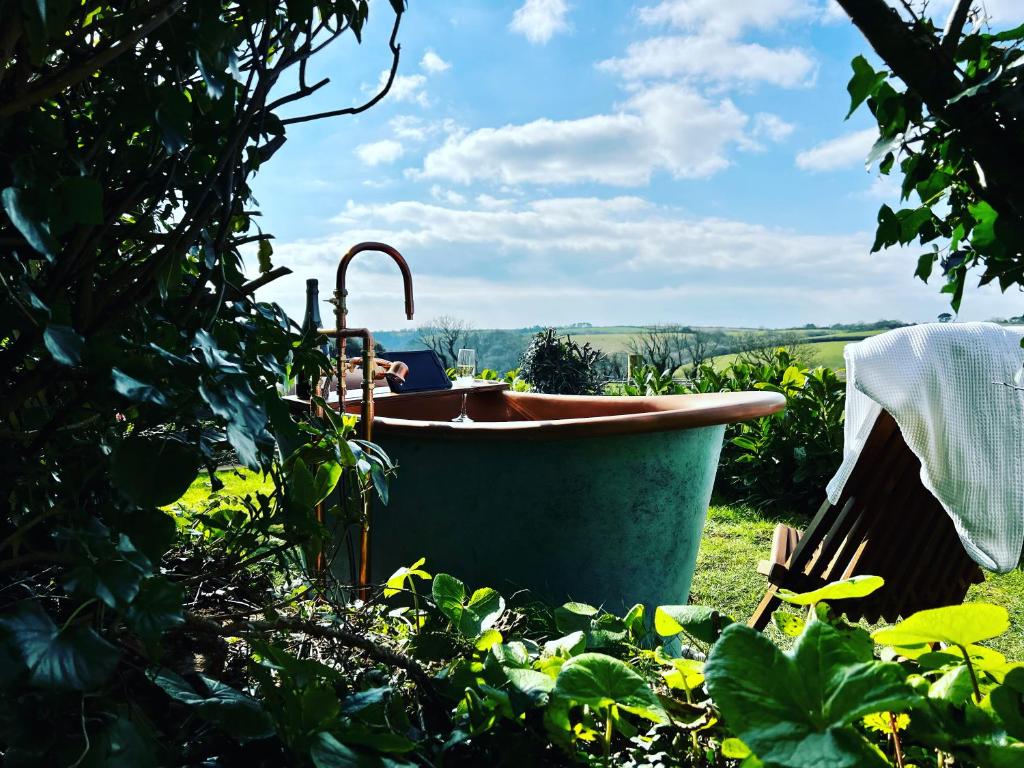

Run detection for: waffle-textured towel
[[825, 322, 1024, 573]]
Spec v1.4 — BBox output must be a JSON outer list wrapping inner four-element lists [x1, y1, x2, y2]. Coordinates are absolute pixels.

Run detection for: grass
[[693, 502, 1024, 657], [177, 472, 1024, 657]]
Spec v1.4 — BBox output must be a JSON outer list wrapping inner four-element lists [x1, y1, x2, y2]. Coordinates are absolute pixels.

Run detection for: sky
[[251, 0, 1024, 331]]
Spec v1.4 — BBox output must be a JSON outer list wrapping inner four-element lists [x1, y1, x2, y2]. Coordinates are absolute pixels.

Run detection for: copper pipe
[[332, 242, 414, 595]]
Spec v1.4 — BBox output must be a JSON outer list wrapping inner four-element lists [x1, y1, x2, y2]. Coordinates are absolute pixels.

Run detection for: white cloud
[[354, 139, 405, 166], [420, 50, 451, 73], [261, 194, 1019, 328], [795, 128, 878, 171], [371, 70, 429, 107], [417, 84, 752, 186], [752, 113, 796, 142], [509, 0, 570, 44], [598, 35, 816, 88], [639, 0, 819, 37], [429, 184, 467, 205]]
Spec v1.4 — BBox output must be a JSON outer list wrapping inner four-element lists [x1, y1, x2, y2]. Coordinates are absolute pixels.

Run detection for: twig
[[185, 611, 444, 706], [68, 696, 91, 768], [281, 10, 404, 126]]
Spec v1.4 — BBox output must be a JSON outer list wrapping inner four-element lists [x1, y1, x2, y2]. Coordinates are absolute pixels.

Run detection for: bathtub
[[342, 385, 784, 613]]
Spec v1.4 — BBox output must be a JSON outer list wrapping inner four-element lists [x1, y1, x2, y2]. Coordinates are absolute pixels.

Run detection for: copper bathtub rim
[[367, 390, 786, 441]]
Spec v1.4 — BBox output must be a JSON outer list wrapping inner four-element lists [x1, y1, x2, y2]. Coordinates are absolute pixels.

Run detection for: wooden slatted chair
[[749, 410, 985, 630]]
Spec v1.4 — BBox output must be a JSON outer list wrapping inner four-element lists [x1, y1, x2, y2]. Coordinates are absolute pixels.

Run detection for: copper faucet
[[332, 242, 414, 592]]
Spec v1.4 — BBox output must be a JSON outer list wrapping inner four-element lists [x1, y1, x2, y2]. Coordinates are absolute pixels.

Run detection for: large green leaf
[[430, 574, 504, 637], [111, 368, 168, 406], [461, 587, 505, 637], [63, 556, 143, 609], [705, 621, 917, 768], [2, 186, 57, 258], [111, 435, 199, 507], [431, 573, 466, 626], [872, 603, 1009, 648], [552, 652, 667, 724], [654, 604, 734, 643], [43, 324, 84, 366], [778, 575, 885, 606], [310, 732, 361, 767], [0, 601, 119, 691], [127, 577, 184, 642], [150, 669, 274, 741]]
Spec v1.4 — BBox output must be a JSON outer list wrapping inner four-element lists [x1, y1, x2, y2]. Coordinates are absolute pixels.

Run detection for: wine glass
[[456, 348, 476, 386], [452, 348, 476, 422]]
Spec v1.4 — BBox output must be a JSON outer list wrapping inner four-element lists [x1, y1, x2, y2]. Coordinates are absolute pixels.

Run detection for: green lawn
[[177, 472, 1024, 657], [693, 502, 1024, 658]]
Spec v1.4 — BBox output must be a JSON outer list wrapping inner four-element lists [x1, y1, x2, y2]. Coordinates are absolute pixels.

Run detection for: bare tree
[[626, 324, 688, 373], [679, 329, 728, 375], [733, 331, 817, 367], [417, 315, 474, 368]]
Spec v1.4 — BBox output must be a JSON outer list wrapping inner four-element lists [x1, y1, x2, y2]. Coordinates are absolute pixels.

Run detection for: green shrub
[[689, 349, 845, 512], [518, 328, 604, 395]]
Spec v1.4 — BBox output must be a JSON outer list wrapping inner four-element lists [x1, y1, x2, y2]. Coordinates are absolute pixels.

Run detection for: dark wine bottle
[[297, 278, 323, 400]]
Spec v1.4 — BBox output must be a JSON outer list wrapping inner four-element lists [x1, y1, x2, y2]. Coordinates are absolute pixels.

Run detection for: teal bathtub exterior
[[372, 423, 726, 613], [331, 387, 785, 613]]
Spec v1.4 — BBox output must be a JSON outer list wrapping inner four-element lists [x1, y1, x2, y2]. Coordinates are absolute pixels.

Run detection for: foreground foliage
[[838, 0, 1024, 313], [0, 0, 404, 764], [620, 348, 845, 514]]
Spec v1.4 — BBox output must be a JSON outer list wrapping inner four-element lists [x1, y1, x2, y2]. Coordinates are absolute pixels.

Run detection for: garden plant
[[2, 0, 1024, 766]]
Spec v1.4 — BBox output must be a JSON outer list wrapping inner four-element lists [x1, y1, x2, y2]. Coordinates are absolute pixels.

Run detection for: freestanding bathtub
[[341, 385, 784, 613]]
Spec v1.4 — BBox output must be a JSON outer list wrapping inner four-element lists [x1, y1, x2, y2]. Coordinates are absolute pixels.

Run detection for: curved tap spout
[[335, 241, 414, 322], [330, 241, 415, 595]]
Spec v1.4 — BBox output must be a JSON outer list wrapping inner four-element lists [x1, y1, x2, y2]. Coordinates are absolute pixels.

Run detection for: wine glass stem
[[460, 393, 468, 419]]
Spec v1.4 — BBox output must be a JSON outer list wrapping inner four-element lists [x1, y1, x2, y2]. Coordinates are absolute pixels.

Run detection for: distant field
[[566, 327, 887, 368]]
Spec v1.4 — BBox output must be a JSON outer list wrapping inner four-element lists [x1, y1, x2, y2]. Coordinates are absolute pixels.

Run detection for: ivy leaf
[[654, 604, 734, 643], [554, 602, 599, 634], [112, 368, 169, 406], [505, 667, 555, 709], [127, 577, 184, 643], [871, 205, 899, 252], [915, 252, 936, 283], [257, 238, 273, 273], [969, 200, 1001, 254], [111, 435, 199, 507], [150, 669, 275, 741], [778, 575, 885, 606], [310, 732, 362, 768], [43, 324, 84, 366], [432, 573, 466, 626], [461, 587, 505, 637], [847, 55, 886, 118], [991, 667, 1024, 740], [0, 601, 119, 691], [2, 186, 57, 259], [872, 603, 1009, 648], [552, 653, 668, 724], [705, 622, 917, 768], [155, 89, 192, 153], [64, 556, 144, 609]]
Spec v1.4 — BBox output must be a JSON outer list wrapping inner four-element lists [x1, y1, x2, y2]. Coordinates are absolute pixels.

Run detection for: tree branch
[[941, 0, 972, 58], [280, 10, 403, 126]]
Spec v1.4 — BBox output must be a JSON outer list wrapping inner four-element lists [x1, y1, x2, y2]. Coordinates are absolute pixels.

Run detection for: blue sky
[[252, 0, 1024, 330]]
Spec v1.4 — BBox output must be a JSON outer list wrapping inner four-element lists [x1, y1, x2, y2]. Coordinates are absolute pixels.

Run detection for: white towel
[[825, 322, 1024, 573]]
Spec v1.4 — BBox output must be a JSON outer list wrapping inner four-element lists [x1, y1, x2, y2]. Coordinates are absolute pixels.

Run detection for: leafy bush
[[688, 348, 845, 512], [617, 348, 845, 513], [518, 328, 605, 395]]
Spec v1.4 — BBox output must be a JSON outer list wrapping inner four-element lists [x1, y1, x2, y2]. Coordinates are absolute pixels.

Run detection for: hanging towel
[[825, 322, 1024, 573]]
